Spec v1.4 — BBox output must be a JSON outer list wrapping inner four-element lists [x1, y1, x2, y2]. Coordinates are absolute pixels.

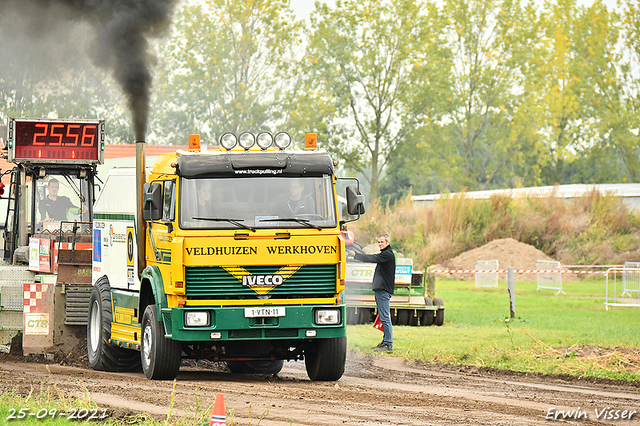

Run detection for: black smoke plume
[[0, 0, 179, 141]]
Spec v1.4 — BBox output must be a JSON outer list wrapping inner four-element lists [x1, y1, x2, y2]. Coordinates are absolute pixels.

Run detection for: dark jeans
[[375, 289, 393, 346]]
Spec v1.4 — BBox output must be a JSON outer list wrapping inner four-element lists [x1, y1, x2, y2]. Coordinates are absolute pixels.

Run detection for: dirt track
[[1, 351, 640, 425]]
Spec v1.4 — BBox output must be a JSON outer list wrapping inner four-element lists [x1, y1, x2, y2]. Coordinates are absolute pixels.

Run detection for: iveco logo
[[242, 274, 283, 287]]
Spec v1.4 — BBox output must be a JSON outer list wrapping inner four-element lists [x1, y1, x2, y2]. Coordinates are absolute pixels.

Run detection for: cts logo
[[242, 274, 283, 287]]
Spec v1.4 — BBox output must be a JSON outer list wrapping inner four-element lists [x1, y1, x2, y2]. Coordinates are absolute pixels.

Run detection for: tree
[[151, 0, 301, 145], [439, 0, 547, 190], [381, 0, 544, 201], [524, 0, 621, 184], [611, 0, 640, 182], [301, 0, 450, 201]]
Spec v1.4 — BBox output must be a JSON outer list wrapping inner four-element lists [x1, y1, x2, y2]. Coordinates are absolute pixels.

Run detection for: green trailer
[[343, 258, 444, 327]]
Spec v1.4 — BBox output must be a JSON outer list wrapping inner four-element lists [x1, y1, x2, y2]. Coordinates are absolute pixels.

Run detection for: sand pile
[[443, 238, 565, 281]]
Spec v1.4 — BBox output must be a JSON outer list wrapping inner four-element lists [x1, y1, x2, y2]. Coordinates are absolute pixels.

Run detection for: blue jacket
[[354, 245, 396, 294]]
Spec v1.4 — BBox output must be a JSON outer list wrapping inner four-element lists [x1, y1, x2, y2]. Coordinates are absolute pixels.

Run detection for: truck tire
[[305, 337, 346, 381], [227, 360, 284, 375], [421, 298, 434, 326], [433, 297, 445, 326], [87, 277, 141, 372], [140, 304, 181, 380]]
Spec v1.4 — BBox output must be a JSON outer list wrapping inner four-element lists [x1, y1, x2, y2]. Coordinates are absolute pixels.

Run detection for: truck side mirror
[[143, 182, 163, 221], [345, 185, 365, 216]]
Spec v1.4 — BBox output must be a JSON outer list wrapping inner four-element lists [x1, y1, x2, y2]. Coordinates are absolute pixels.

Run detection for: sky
[[289, 0, 320, 20], [185, 0, 336, 22]]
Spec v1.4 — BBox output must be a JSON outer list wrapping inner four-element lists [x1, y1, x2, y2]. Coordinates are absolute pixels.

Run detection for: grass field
[[347, 278, 640, 381]]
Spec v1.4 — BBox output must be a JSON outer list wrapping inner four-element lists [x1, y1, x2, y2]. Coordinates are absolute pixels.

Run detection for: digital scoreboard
[[7, 118, 105, 164]]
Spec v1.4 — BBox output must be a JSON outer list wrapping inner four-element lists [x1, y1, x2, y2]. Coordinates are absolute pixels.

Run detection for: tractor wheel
[[346, 307, 358, 325], [227, 360, 284, 375], [305, 337, 346, 381], [433, 297, 445, 326], [87, 276, 141, 372], [410, 310, 419, 326], [397, 309, 411, 325], [140, 304, 181, 380], [358, 308, 372, 324], [421, 298, 434, 326]]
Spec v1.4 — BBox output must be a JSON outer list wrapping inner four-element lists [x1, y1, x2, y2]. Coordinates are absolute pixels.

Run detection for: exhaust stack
[[136, 140, 146, 277]]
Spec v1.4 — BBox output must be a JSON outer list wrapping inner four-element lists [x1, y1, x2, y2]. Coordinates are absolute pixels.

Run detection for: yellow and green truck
[[87, 132, 365, 381]]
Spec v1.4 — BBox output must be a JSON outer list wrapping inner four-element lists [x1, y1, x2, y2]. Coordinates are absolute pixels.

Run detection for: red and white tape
[[561, 265, 623, 268], [428, 269, 608, 274]]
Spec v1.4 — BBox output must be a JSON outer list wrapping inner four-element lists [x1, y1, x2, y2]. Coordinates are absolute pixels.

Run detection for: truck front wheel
[[87, 277, 141, 372], [140, 304, 181, 380], [305, 337, 346, 381]]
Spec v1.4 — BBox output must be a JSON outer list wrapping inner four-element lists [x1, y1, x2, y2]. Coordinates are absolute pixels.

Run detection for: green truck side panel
[[141, 264, 167, 314], [163, 305, 346, 341], [111, 289, 140, 311]]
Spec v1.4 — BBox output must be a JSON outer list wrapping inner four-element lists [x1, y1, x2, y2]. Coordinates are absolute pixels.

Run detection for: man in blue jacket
[[349, 233, 396, 352]]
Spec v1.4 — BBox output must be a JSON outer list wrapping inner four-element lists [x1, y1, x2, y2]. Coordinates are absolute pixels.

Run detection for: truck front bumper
[[162, 304, 346, 341]]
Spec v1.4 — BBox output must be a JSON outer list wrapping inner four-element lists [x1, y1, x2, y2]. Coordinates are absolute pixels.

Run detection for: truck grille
[[184, 264, 337, 299]]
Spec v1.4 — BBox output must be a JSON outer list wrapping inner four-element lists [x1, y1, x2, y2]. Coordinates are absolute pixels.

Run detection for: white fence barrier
[[606, 267, 640, 309], [475, 260, 499, 288], [622, 262, 640, 298], [536, 260, 564, 295]]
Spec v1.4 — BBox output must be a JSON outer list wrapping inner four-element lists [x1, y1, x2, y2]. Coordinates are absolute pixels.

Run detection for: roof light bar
[[219, 131, 293, 151]]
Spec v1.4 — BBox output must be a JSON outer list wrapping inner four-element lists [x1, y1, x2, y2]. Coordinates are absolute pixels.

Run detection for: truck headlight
[[315, 309, 340, 325], [185, 311, 210, 327]]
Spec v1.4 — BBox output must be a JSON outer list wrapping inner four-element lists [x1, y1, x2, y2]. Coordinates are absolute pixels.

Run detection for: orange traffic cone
[[209, 393, 226, 426]]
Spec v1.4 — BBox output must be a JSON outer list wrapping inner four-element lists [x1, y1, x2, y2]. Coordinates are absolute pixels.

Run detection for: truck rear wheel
[[140, 304, 181, 380], [305, 337, 346, 381], [87, 277, 141, 372], [227, 360, 284, 375], [433, 297, 445, 326]]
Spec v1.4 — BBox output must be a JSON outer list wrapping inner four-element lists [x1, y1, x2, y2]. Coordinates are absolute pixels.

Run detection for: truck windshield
[[179, 176, 337, 230]]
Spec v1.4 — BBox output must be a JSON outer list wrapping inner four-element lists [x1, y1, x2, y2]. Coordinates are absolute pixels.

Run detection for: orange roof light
[[188, 134, 201, 151], [305, 133, 317, 150]]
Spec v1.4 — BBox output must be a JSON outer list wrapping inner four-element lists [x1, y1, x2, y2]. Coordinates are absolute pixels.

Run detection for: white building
[[411, 184, 640, 211]]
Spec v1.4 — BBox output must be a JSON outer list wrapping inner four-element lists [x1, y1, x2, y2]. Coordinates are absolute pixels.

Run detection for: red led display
[[10, 119, 104, 163]]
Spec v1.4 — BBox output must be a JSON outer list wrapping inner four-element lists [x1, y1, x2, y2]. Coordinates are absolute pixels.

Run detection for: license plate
[[244, 307, 286, 318]]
